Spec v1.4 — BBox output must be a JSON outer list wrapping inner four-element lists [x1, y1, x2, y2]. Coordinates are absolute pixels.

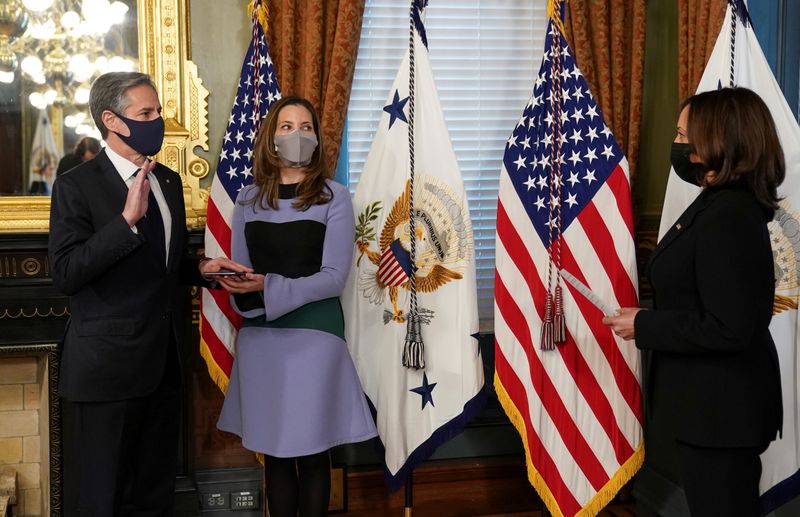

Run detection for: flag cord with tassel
[[729, 0, 737, 87], [403, 0, 425, 370], [541, 0, 567, 351], [248, 0, 266, 126]]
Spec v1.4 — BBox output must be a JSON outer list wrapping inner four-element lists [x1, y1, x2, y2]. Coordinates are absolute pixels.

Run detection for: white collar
[[105, 144, 142, 183]]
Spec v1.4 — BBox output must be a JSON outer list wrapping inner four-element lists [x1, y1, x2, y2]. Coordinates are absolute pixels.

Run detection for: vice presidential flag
[[28, 109, 59, 195], [341, 4, 485, 491], [200, 0, 281, 391], [494, 12, 643, 517], [659, 2, 800, 513]]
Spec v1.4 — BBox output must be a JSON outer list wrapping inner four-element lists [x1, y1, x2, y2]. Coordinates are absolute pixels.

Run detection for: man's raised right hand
[[122, 159, 155, 226]]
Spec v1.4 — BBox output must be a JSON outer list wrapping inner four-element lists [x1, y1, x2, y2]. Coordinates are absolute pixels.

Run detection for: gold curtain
[[563, 0, 648, 178], [266, 0, 366, 173], [677, 0, 727, 102]]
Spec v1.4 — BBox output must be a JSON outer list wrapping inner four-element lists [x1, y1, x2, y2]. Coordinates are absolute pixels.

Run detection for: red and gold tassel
[[540, 292, 555, 351], [554, 284, 566, 344]]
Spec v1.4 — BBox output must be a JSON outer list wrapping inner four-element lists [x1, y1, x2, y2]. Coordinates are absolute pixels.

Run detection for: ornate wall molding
[[0, 198, 51, 233], [0, 250, 50, 279], [0, 0, 211, 232], [139, 0, 211, 229], [0, 307, 69, 319]]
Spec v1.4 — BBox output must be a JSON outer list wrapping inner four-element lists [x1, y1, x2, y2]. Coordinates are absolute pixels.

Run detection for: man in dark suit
[[49, 71, 249, 515]]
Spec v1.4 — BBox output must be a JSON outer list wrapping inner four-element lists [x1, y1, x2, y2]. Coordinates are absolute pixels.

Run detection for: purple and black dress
[[217, 180, 377, 457]]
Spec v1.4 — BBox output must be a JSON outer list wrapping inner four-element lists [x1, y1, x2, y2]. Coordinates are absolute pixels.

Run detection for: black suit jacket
[[49, 149, 205, 402], [56, 153, 82, 176], [635, 185, 782, 449]]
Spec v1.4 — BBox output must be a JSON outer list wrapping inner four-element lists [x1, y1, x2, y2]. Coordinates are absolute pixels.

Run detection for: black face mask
[[670, 142, 706, 186], [112, 112, 165, 157]]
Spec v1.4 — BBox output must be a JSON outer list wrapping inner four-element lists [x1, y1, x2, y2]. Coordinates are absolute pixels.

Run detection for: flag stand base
[[404, 471, 413, 516]]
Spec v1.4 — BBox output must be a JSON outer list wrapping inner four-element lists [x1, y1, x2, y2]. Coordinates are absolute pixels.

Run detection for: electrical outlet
[[231, 490, 259, 509], [201, 492, 229, 510]]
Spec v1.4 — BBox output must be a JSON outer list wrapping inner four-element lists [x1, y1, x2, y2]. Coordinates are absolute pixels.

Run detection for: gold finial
[[547, 0, 568, 36], [247, 0, 270, 34]]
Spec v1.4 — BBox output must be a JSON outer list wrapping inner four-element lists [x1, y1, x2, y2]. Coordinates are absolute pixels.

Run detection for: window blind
[[347, 0, 548, 327]]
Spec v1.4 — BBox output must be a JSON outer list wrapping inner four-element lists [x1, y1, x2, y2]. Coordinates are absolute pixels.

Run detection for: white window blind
[[347, 0, 548, 326]]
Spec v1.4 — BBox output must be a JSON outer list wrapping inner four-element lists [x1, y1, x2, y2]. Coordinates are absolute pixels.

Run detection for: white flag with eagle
[[28, 109, 59, 195], [341, 1, 485, 491]]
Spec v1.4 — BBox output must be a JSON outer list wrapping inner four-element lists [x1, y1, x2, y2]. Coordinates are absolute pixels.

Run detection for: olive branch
[[355, 201, 382, 266]]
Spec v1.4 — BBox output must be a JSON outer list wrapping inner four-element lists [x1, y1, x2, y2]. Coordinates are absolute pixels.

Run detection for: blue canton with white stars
[[216, 21, 281, 201], [502, 22, 623, 247]]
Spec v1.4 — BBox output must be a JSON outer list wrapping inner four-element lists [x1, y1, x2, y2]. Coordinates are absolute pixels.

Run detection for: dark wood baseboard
[[175, 458, 636, 516], [340, 457, 635, 517]]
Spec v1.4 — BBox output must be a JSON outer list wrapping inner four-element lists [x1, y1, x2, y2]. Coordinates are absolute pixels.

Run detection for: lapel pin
[[676, 223, 682, 230]]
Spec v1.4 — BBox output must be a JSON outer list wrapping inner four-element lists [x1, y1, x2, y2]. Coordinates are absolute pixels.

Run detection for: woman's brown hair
[[248, 96, 332, 210], [683, 87, 785, 211]]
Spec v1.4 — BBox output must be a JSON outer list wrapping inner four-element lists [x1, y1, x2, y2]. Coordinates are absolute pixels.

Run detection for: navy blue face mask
[[112, 112, 165, 156]]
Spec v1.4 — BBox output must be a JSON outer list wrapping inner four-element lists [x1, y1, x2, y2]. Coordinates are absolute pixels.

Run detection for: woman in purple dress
[[217, 96, 377, 517]]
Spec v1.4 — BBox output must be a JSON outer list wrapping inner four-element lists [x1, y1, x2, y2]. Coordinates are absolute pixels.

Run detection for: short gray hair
[[89, 72, 157, 139]]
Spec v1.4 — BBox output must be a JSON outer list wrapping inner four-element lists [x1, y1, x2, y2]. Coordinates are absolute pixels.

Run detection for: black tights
[[264, 450, 331, 517]]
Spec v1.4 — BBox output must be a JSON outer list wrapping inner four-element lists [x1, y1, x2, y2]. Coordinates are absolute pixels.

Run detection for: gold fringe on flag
[[494, 373, 561, 515], [247, 0, 270, 34], [198, 319, 230, 394], [494, 372, 644, 517]]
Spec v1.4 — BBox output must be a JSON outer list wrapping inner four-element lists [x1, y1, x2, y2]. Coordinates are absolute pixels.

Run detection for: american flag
[[493, 16, 643, 517], [377, 240, 413, 287], [200, 2, 281, 391]]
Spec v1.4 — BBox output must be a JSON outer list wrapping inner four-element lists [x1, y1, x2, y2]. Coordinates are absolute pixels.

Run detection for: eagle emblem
[[355, 176, 473, 324], [771, 201, 800, 314]]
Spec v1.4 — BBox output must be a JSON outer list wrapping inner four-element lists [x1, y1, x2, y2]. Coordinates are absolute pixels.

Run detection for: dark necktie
[[134, 169, 167, 264]]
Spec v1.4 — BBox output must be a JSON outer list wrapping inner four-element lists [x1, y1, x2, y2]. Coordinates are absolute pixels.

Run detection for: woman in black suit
[[603, 87, 784, 516]]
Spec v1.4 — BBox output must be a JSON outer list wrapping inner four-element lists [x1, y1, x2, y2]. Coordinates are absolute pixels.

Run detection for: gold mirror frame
[[0, 0, 210, 232]]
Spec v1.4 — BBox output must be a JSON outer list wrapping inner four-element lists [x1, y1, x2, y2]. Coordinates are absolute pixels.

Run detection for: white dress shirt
[[105, 145, 172, 266]]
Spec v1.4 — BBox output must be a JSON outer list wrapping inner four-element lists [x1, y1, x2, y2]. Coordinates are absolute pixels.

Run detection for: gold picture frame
[[0, 0, 211, 232]]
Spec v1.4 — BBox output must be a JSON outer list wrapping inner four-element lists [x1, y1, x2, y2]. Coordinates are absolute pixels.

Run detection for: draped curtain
[[563, 0, 648, 179], [677, 0, 728, 102], [266, 0, 366, 173]]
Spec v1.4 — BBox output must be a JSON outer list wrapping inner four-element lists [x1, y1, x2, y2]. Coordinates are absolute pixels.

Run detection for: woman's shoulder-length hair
[[247, 95, 333, 210], [684, 86, 785, 211]]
